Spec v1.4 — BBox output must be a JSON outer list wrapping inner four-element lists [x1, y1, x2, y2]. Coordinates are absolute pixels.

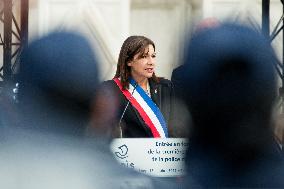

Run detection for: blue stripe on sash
[[130, 79, 168, 137]]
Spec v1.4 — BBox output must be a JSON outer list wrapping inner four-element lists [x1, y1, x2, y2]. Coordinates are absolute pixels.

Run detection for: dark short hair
[[181, 23, 277, 129], [18, 31, 99, 135], [19, 32, 99, 106]]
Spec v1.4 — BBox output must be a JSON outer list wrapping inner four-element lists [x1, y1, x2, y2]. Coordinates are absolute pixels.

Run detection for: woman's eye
[[152, 54, 156, 58]]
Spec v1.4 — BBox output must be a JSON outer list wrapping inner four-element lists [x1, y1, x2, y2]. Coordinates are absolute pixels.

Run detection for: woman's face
[[127, 44, 156, 81]]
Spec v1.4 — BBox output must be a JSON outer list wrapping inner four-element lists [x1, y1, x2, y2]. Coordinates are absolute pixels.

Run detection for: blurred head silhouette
[[181, 23, 283, 187], [195, 17, 220, 33], [183, 23, 277, 147], [18, 31, 99, 137]]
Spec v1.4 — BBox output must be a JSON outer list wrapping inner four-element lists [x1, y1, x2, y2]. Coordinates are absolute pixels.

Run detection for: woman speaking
[[103, 36, 174, 138]]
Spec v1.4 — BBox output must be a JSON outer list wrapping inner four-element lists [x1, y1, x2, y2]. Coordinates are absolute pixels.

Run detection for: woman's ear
[[127, 61, 132, 67]]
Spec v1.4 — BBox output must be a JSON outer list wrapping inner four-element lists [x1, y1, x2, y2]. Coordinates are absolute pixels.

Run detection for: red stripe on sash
[[113, 78, 160, 137]]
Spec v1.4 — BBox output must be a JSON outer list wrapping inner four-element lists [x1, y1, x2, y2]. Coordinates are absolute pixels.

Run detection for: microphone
[[118, 82, 138, 137]]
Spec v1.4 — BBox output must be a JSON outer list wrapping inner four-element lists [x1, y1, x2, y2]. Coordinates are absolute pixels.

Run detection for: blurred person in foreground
[[170, 18, 220, 138], [17, 32, 98, 136], [0, 31, 156, 189], [179, 23, 284, 188], [171, 17, 220, 100]]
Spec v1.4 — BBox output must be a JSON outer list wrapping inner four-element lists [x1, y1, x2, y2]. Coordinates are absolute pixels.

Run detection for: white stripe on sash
[[128, 81, 167, 138]]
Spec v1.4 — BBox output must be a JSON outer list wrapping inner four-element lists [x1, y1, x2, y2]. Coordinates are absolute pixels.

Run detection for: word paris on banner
[[110, 138, 188, 177]]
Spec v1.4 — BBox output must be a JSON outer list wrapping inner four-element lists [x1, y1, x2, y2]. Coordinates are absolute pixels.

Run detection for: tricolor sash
[[113, 78, 168, 138]]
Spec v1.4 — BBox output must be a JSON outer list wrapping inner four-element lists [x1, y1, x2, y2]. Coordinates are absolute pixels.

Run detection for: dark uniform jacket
[[102, 78, 175, 138]]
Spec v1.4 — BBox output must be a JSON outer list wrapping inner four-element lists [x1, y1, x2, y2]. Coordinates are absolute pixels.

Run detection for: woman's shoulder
[[157, 77, 173, 87], [98, 79, 117, 90], [102, 79, 115, 85], [101, 79, 118, 86], [98, 79, 123, 97]]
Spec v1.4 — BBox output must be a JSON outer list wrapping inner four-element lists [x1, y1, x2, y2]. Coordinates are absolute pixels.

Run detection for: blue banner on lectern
[[110, 138, 188, 177]]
